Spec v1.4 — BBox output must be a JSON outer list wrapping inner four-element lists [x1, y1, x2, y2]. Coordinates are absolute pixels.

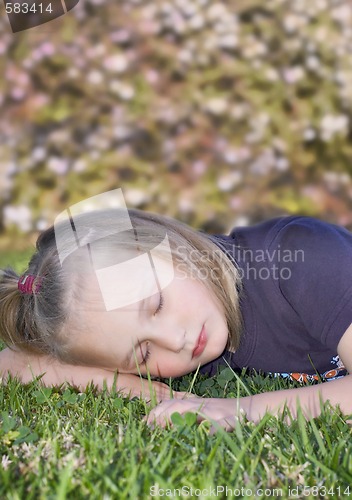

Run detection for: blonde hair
[[0, 208, 243, 363]]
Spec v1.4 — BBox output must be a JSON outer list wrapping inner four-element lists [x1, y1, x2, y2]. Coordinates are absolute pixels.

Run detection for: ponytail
[[0, 232, 71, 358]]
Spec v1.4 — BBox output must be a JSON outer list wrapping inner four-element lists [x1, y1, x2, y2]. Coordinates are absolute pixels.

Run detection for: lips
[[192, 325, 207, 358]]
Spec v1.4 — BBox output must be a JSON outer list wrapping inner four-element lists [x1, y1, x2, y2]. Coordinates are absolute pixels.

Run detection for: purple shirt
[[200, 216, 352, 381]]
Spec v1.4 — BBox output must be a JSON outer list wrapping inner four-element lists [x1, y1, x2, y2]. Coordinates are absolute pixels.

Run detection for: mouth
[[192, 325, 207, 359]]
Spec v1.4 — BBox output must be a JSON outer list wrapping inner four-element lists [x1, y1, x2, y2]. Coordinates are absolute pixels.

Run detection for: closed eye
[[154, 292, 164, 315], [140, 342, 150, 366]]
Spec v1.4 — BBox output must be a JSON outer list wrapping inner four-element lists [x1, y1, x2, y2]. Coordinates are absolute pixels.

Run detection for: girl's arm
[[239, 318, 352, 421], [240, 373, 352, 422], [146, 375, 352, 431], [0, 347, 184, 402], [146, 324, 352, 430]]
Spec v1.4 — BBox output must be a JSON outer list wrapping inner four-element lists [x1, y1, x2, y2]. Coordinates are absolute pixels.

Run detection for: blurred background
[[0, 0, 352, 252]]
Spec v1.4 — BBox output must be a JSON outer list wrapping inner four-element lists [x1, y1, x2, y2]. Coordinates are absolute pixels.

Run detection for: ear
[[337, 322, 352, 373]]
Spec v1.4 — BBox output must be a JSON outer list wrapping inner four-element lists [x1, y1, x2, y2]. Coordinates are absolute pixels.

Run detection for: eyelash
[[154, 292, 164, 315], [141, 343, 151, 366], [140, 293, 164, 366]]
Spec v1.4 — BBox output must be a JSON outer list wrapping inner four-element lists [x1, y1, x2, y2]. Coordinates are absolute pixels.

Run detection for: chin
[[158, 368, 190, 378], [175, 367, 194, 377]]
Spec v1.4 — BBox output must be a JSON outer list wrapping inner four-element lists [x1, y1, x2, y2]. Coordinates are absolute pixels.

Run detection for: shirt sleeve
[[274, 217, 352, 351]]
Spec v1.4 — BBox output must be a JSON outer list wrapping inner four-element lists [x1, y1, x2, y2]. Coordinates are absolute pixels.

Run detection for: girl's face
[[72, 260, 229, 378]]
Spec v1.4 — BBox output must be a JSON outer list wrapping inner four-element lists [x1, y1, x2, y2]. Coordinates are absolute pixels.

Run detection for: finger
[[145, 401, 175, 426], [146, 409, 173, 429], [181, 392, 201, 400], [208, 417, 238, 435], [172, 391, 197, 399], [145, 398, 206, 429], [146, 402, 190, 427]]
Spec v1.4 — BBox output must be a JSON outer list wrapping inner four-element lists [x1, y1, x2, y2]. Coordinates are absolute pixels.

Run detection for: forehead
[[63, 225, 176, 305], [95, 254, 174, 312], [66, 242, 174, 311]]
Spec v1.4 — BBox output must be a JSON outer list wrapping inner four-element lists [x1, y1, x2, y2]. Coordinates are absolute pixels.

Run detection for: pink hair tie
[[18, 274, 42, 295]]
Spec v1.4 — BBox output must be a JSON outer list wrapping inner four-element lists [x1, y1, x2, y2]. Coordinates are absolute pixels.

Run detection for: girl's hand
[[146, 397, 245, 432]]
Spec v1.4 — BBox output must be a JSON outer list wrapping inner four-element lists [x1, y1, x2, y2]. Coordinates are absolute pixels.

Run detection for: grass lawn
[[0, 250, 351, 499]]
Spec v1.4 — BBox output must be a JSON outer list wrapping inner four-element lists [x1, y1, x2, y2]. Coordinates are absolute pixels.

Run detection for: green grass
[[0, 373, 351, 499], [0, 251, 351, 499]]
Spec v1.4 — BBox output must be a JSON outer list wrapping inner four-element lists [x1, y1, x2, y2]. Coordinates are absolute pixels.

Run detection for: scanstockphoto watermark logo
[[172, 245, 304, 282], [233, 245, 305, 281], [4, 0, 80, 33], [54, 189, 175, 312]]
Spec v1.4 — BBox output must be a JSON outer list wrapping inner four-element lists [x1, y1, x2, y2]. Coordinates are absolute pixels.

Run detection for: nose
[[148, 323, 186, 353]]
